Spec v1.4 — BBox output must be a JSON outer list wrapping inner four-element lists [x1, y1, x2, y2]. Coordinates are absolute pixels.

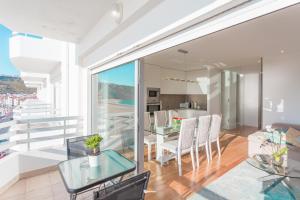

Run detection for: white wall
[[208, 68, 222, 115], [144, 63, 187, 95], [239, 73, 259, 127], [186, 70, 209, 94], [263, 52, 300, 127], [144, 64, 209, 95]]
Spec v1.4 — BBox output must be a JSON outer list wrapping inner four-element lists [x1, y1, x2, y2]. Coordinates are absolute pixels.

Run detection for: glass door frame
[[89, 59, 144, 173]]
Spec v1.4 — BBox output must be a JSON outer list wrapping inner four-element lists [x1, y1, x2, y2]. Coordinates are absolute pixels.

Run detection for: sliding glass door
[[91, 61, 141, 163]]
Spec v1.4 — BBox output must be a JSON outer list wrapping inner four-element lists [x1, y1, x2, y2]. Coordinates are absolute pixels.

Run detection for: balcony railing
[[13, 104, 60, 119], [0, 116, 82, 153]]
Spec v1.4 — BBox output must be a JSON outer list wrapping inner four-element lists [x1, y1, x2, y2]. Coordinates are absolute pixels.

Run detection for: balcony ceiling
[[0, 0, 117, 42], [11, 57, 60, 74], [144, 4, 300, 72]]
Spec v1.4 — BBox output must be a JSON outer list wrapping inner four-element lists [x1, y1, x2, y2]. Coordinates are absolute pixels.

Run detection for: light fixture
[[280, 50, 285, 54], [164, 49, 198, 83], [111, 2, 123, 24]]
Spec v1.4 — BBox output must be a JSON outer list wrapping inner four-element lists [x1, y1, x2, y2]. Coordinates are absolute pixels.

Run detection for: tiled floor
[[0, 171, 73, 200], [0, 127, 257, 200]]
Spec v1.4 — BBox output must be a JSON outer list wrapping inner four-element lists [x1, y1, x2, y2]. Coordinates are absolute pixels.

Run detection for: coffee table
[[247, 145, 300, 199]]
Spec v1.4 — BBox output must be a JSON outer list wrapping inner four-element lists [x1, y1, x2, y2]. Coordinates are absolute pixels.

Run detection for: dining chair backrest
[[67, 135, 95, 159], [168, 110, 179, 127], [209, 114, 222, 141], [196, 115, 211, 145], [94, 171, 151, 200], [178, 118, 197, 151], [144, 112, 151, 135], [154, 111, 167, 128]]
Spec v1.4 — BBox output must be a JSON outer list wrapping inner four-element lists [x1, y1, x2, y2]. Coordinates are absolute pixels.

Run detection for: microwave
[[147, 88, 160, 103]]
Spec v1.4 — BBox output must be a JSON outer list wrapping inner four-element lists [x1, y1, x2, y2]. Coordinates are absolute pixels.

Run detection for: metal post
[[27, 121, 30, 150], [63, 119, 66, 145]]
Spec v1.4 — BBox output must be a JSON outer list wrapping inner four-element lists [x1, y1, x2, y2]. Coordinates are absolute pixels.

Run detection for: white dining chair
[[160, 118, 197, 176], [144, 112, 156, 161], [195, 115, 211, 167], [154, 110, 167, 128], [168, 110, 179, 127], [209, 114, 222, 160]]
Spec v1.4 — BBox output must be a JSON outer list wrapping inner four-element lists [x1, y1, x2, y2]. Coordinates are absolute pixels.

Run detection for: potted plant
[[85, 134, 103, 167]]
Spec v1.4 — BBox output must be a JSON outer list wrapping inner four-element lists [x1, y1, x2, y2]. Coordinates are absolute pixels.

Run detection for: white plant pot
[[88, 155, 99, 167]]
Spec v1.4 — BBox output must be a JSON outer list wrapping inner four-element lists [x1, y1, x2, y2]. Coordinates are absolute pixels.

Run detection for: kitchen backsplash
[[160, 94, 207, 110]]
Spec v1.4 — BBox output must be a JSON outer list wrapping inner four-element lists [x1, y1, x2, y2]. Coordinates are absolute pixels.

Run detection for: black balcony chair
[[93, 171, 151, 200], [66, 135, 97, 159]]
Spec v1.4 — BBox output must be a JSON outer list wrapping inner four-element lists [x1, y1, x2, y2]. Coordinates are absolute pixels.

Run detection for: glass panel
[[92, 62, 136, 160]]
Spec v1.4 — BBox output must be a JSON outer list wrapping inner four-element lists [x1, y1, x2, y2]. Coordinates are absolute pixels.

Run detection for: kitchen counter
[[171, 109, 208, 119]]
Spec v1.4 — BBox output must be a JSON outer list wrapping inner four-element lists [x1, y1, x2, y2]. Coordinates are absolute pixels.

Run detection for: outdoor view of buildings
[[0, 75, 37, 122]]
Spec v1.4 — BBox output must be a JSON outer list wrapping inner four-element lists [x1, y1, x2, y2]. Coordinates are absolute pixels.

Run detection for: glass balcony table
[[58, 149, 136, 200]]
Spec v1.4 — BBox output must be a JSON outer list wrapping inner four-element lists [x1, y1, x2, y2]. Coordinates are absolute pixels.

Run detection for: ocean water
[[119, 99, 135, 106]]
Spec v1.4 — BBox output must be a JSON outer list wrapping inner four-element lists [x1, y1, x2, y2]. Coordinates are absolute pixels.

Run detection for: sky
[[99, 62, 135, 86], [0, 24, 20, 77]]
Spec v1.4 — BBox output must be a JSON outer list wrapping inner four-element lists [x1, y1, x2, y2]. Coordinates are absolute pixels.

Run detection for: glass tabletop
[[58, 149, 136, 193], [247, 152, 300, 178], [145, 126, 179, 136]]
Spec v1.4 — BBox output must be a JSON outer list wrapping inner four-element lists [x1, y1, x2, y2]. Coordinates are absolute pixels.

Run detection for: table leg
[[70, 193, 77, 200], [156, 134, 164, 162]]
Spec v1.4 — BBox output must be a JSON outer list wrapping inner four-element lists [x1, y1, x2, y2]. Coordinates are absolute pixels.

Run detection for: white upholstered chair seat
[[144, 112, 156, 161], [160, 140, 178, 152], [144, 134, 156, 144]]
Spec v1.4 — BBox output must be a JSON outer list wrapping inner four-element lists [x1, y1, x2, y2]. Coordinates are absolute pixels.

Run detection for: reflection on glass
[[92, 62, 136, 160]]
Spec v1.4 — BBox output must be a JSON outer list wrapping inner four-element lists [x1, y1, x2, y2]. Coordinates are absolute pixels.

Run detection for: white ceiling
[[144, 4, 300, 72], [0, 0, 117, 42]]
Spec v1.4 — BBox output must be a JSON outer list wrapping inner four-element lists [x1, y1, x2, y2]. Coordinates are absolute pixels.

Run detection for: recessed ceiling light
[[111, 2, 123, 24], [177, 49, 188, 54], [280, 50, 285, 54]]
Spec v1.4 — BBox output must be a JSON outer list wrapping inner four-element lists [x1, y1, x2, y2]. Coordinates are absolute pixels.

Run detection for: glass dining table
[[58, 149, 136, 200], [145, 126, 180, 163]]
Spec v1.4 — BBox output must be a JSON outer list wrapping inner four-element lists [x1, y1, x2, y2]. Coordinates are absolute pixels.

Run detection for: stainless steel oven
[[147, 88, 160, 104], [146, 103, 160, 115]]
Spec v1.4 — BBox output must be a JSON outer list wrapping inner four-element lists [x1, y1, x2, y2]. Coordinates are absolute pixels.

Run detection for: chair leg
[[190, 148, 195, 170], [217, 138, 221, 158], [161, 148, 164, 167], [205, 142, 210, 163], [147, 144, 151, 161], [195, 145, 199, 168], [178, 152, 182, 176]]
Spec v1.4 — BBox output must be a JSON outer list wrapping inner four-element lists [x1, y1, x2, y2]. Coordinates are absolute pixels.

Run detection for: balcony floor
[[0, 126, 257, 200]]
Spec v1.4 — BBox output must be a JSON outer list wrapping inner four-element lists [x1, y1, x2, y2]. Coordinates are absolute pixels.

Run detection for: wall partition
[[91, 60, 143, 171]]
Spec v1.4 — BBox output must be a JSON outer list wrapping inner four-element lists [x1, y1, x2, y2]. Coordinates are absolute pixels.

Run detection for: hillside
[[0, 76, 36, 94], [98, 82, 134, 100]]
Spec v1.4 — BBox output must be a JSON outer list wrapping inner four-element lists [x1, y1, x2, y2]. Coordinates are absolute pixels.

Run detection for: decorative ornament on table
[[85, 134, 103, 167], [263, 125, 288, 166]]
